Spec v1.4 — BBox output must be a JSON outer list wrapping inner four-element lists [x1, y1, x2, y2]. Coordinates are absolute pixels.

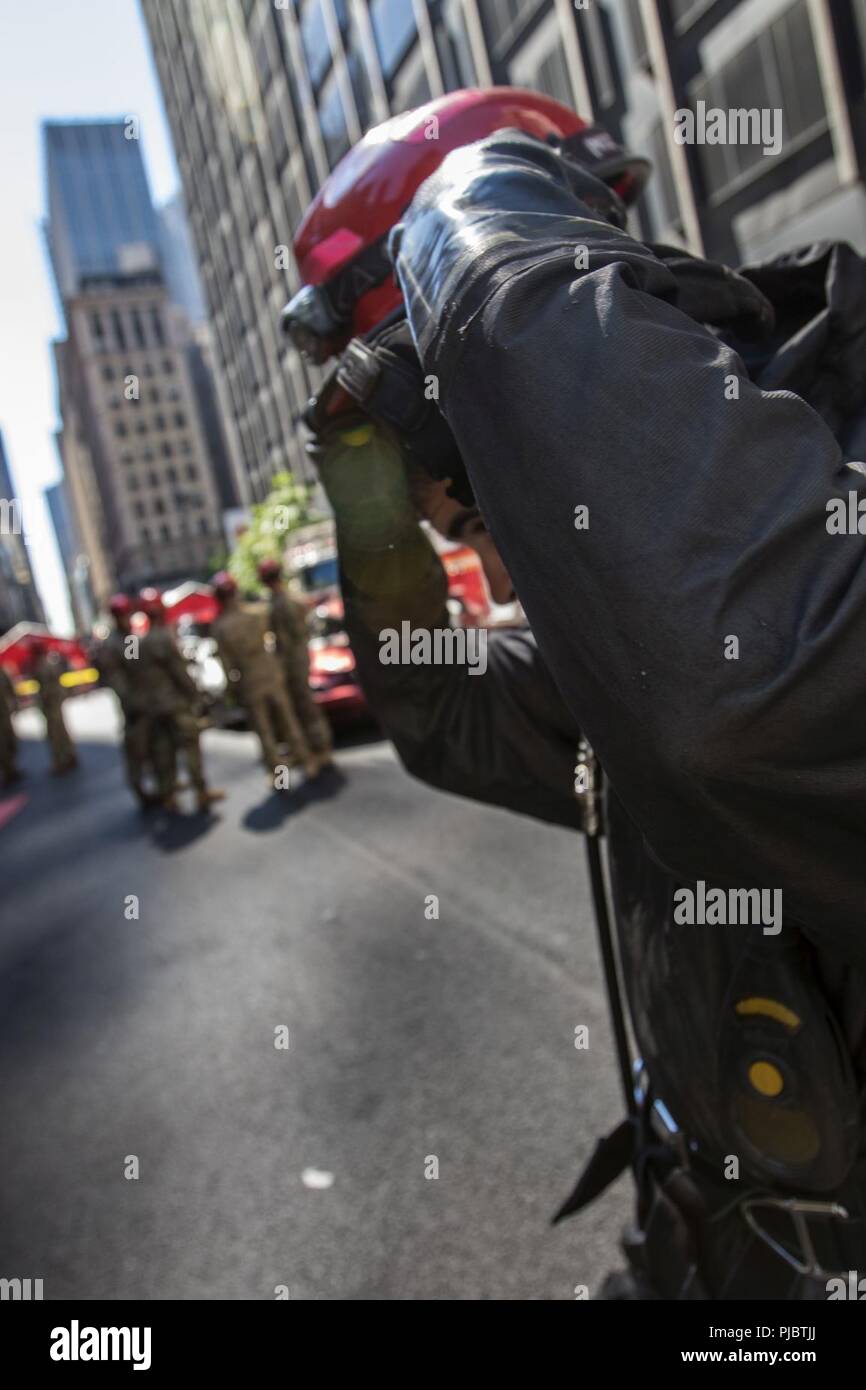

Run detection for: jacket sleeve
[[391, 130, 866, 956], [317, 421, 583, 831]]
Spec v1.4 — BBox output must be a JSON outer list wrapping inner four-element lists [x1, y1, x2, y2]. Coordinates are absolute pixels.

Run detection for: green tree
[[228, 471, 323, 595]]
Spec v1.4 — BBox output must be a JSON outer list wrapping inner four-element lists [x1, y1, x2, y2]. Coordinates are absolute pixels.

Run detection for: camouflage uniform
[[94, 628, 152, 802], [0, 665, 20, 786], [212, 601, 317, 777], [137, 625, 209, 806], [34, 652, 77, 774], [267, 590, 333, 759]]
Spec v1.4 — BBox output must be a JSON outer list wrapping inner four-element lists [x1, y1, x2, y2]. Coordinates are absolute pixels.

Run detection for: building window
[[583, 1, 616, 110], [857, 0, 866, 61], [179, 439, 192, 456], [173, 411, 186, 428], [131, 308, 147, 348], [669, 0, 712, 32], [148, 470, 159, 488], [162, 356, 174, 373], [128, 474, 140, 492], [436, 0, 477, 90], [347, 48, 374, 133], [111, 310, 127, 351], [162, 442, 174, 458], [102, 363, 114, 381], [392, 46, 431, 113], [300, 0, 332, 90], [151, 386, 161, 403], [115, 421, 128, 438], [477, 0, 531, 58], [185, 463, 198, 479], [624, 0, 650, 67], [647, 121, 680, 234], [688, 0, 827, 201], [142, 526, 152, 544], [149, 306, 166, 346], [155, 413, 166, 431], [370, 0, 418, 78], [198, 517, 209, 535], [160, 523, 171, 542], [167, 466, 178, 483], [133, 500, 146, 519], [509, 11, 573, 110], [90, 311, 105, 343], [154, 498, 166, 516], [318, 67, 350, 166]]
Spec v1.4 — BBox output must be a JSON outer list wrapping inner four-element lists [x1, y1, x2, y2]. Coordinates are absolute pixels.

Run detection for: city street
[[0, 690, 625, 1301]]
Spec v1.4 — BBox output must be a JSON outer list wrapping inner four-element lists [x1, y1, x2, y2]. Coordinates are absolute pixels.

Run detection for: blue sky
[[0, 0, 180, 631]]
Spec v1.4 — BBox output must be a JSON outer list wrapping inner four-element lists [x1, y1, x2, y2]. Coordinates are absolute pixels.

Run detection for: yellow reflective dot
[[340, 425, 374, 447], [748, 1061, 784, 1097]]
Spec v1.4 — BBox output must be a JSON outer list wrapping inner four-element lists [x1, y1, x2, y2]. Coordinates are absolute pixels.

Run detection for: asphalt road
[[0, 689, 627, 1300]]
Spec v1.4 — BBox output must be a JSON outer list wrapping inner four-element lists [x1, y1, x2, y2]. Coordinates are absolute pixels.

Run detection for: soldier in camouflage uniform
[[257, 558, 334, 768], [210, 571, 322, 782], [31, 640, 78, 775], [93, 593, 155, 807], [0, 663, 21, 788], [137, 588, 224, 813]]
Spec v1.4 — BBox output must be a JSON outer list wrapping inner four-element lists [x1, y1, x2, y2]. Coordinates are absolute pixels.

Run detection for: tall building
[[45, 478, 95, 633], [142, 0, 866, 508], [157, 192, 208, 324], [43, 119, 232, 607], [0, 431, 45, 636]]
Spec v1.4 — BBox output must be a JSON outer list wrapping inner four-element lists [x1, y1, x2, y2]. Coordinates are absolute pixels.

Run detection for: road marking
[[0, 793, 28, 830]]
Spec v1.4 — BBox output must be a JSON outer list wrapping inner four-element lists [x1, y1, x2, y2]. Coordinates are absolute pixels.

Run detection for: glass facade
[[44, 122, 162, 299]]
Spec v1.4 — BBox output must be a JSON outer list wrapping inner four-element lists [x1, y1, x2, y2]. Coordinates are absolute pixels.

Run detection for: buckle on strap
[[740, 1195, 851, 1280]]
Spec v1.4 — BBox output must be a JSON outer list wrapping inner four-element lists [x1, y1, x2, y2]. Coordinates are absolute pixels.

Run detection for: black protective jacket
[[389, 131, 866, 966], [322, 134, 866, 1287]]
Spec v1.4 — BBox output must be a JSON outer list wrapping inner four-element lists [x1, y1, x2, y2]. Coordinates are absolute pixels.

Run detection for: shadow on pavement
[[146, 804, 223, 853], [242, 764, 347, 833]]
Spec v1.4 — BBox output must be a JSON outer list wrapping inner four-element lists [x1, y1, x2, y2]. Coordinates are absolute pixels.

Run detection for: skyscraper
[[44, 119, 234, 607], [45, 477, 94, 634], [44, 120, 162, 304]]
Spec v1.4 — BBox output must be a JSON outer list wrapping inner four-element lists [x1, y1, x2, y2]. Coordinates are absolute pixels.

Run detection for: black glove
[[333, 311, 476, 507]]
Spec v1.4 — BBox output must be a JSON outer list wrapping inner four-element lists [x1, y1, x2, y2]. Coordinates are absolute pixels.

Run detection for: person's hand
[[334, 311, 475, 507]]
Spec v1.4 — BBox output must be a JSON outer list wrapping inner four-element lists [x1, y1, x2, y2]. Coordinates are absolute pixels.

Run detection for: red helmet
[[284, 87, 649, 361], [138, 587, 165, 620], [108, 593, 132, 618], [211, 571, 238, 601], [257, 557, 282, 585]]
